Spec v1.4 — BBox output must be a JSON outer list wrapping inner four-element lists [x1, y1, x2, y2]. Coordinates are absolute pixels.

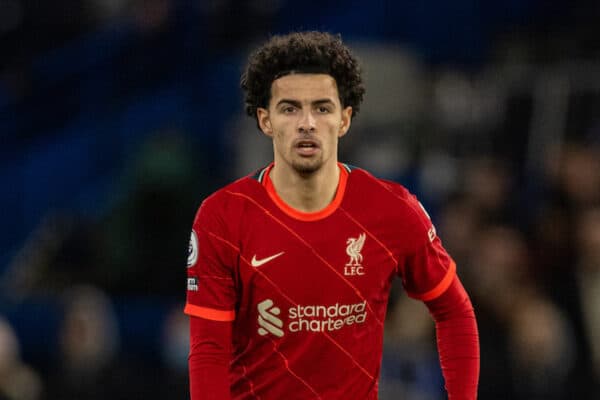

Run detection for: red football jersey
[[185, 163, 456, 399]]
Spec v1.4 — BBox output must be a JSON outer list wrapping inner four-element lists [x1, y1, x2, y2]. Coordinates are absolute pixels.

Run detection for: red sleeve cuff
[[406, 260, 456, 301], [184, 303, 235, 322]]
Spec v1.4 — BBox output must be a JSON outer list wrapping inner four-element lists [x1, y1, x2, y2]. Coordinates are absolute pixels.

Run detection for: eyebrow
[[275, 98, 336, 108]]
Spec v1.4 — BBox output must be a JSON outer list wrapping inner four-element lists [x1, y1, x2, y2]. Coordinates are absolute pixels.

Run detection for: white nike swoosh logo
[[251, 252, 285, 267]]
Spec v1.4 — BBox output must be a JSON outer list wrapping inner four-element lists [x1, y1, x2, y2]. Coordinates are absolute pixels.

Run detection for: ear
[[257, 108, 273, 137], [338, 106, 352, 138]]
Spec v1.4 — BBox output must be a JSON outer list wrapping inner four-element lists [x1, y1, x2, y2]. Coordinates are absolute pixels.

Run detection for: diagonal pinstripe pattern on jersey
[[373, 179, 431, 232], [207, 229, 377, 383], [371, 179, 451, 276], [206, 230, 371, 394], [225, 190, 383, 327], [203, 231, 325, 395], [211, 193, 381, 384], [266, 335, 323, 399], [338, 206, 398, 266], [244, 254, 376, 382], [241, 364, 260, 399]]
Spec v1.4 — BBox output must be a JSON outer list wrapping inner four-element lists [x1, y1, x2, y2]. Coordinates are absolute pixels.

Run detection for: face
[[257, 74, 352, 175]]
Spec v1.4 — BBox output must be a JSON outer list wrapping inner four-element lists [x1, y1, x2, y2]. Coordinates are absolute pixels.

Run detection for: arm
[[185, 198, 238, 400], [189, 316, 232, 400], [425, 276, 479, 400]]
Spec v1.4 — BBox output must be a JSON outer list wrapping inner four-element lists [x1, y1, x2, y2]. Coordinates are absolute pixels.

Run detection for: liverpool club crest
[[345, 233, 366, 276]]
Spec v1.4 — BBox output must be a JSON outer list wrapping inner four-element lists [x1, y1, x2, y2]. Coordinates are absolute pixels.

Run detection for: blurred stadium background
[[0, 0, 599, 399]]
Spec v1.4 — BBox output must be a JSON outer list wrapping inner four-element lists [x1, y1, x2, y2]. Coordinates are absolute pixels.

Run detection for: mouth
[[294, 139, 320, 156]]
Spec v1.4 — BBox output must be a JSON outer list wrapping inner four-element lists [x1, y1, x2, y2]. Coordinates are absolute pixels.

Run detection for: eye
[[281, 105, 297, 114], [316, 106, 331, 113]]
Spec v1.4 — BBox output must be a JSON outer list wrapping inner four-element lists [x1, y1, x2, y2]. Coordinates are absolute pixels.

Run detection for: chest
[[236, 212, 399, 306]]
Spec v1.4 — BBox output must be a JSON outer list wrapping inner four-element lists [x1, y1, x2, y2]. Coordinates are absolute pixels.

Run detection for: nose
[[298, 110, 316, 134]]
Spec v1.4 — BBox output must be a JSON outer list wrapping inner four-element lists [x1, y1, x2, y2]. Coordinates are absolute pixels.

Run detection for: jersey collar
[[259, 162, 350, 221]]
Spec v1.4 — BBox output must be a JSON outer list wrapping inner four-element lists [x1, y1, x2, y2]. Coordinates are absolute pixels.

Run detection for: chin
[[292, 159, 322, 175]]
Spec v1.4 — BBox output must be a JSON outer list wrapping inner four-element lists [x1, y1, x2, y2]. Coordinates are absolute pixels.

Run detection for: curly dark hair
[[241, 31, 365, 122]]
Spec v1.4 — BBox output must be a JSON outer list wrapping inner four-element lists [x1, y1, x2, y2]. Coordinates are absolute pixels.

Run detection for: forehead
[[270, 74, 340, 104]]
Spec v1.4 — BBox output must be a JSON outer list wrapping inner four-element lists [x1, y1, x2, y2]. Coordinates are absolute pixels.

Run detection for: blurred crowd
[[1, 0, 600, 399], [380, 142, 600, 399], [1, 131, 196, 398]]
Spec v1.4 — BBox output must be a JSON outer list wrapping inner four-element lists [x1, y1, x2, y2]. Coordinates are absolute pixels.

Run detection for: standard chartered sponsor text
[[288, 301, 367, 332]]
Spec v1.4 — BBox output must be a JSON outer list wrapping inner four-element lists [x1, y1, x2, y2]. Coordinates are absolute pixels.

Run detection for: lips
[[294, 139, 320, 156], [295, 139, 319, 147]]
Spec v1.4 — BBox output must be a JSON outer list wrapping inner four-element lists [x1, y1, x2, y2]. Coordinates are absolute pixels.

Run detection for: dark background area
[[1, 0, 599, 399]]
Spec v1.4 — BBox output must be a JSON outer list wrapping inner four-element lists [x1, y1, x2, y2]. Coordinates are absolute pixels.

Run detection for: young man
[[185, 31, 479, 399]]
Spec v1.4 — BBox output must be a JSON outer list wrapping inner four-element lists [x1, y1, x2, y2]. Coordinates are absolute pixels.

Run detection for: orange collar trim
[[262, 163, 349, 221]]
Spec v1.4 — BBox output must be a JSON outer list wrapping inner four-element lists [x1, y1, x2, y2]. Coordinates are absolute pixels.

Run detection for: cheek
[[273, 130, 288, 145], [328, 135, 340, 149], [272, 130, 292, 152], [273, 122, 293, 141]]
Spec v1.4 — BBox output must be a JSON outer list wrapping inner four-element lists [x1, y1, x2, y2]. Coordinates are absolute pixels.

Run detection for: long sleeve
[[425, 276, 480, 399], [189, 316, 233, 400]]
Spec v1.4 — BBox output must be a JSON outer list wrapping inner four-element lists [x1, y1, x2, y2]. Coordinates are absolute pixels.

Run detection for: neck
[[269, 161, 340, 213]]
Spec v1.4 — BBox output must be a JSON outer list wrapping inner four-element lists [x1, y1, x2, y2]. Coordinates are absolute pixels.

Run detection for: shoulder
[[345, 165, 433, 234], [204, 172, 264, 207], [346, 165, 419, 209], [194, 172, 264, 224]]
